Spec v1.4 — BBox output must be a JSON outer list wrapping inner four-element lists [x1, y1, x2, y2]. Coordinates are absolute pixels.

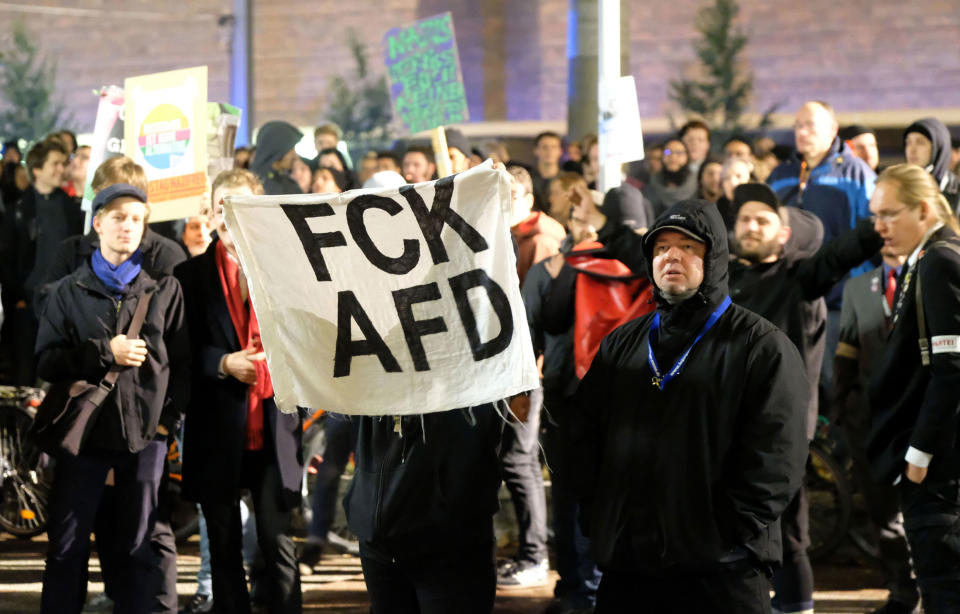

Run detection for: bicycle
[[0, 384, 53, 538]]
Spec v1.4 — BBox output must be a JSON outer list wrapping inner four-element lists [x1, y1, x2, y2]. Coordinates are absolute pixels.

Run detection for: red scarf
[[567, 240, 655, 378], [216, 240, 272, 450]]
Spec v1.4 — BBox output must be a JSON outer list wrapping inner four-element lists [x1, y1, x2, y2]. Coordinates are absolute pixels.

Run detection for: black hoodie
[[574, 199, 808, 572], [905, 117, 960, 213], [598, 203, 882, 439], [251, 121, 303, 196]]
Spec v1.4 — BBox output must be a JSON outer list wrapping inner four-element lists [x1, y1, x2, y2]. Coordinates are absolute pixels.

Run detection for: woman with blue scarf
[[35, 183, 190, 614]]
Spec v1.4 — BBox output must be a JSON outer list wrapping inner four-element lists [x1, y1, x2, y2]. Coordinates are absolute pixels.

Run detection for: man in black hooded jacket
[[904, 117, 960, 214], [572, 199, 808, 612], [575, 184, 883, 613], [251, 121, 304, 196]]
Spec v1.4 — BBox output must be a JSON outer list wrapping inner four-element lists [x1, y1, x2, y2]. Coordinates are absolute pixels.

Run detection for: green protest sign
[[384, 12, 469, 134]]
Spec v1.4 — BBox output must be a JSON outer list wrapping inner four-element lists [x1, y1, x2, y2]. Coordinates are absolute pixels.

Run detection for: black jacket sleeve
[[721, 329, 809, 546], [570, 335, 614, 537], [521, 261, 549, 357], [159, 276, 190, 433], [911, 248, 960, 455], [35, 282, 114, 383], [795, 218, 883, 301], [542, 263, 578, 336]]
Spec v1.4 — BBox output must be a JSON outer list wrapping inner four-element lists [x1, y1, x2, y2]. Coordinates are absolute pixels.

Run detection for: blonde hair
[[91, 156, 148, 193], [206, 169, 264, 215], [549, 171, 587, 193], [877, 164, 959, 233]]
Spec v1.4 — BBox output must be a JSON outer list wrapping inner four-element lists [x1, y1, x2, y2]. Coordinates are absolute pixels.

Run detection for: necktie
[[886, 268, 897, 311]]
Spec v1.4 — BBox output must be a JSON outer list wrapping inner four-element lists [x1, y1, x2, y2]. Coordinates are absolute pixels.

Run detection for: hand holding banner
[[222, 162, 538, 415]]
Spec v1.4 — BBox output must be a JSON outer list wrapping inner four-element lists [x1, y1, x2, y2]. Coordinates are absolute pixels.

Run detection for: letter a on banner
[[221, 161, 539, 416]]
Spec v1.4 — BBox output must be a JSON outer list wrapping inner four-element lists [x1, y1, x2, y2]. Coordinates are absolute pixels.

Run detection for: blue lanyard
[[647, 296, 732, 391]]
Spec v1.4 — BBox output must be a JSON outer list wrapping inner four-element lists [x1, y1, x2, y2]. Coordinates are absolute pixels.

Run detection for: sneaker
[[83, 593, 114, 612], [327, 530, 360, 556], [497, 558, 549, 589], [179, 592, 213, 614]]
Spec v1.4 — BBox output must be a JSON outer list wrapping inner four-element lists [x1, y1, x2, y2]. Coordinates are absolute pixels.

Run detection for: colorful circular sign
[[137, 103, 191, 171]]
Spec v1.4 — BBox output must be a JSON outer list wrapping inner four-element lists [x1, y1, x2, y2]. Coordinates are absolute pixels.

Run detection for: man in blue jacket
[[767, 100, 877, 395]]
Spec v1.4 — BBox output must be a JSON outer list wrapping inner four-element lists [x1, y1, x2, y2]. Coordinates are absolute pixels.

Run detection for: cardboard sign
[[384, 12, 469, 134], [82, 85, 126, 230], [222, 162, 538, 415], [124, 66, 208, 221], [600, 76, 645, 163]]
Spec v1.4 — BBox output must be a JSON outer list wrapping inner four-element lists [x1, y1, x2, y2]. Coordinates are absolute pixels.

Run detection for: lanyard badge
[[647, 296, 732, 391]]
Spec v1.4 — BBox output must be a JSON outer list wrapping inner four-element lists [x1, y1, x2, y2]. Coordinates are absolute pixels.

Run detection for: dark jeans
[[359, 539, 496, 614], [843, 420, 918, 607], [542, 392, 601, 605], [308, 413, 355, 541], [498, 386, 548, 564], [900, 477, 960, 614], [94, 455, 178, 613], [201, 449, 301, 614], [595, 563, 772, 614], [772, 484, 814, 613], [12, 303, 37, 385], [41, 440, 167, 614]]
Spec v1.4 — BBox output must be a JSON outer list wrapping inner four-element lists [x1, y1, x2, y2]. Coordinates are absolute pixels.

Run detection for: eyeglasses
[[869, 207, 909, 224], [663, 148, 686, 157]]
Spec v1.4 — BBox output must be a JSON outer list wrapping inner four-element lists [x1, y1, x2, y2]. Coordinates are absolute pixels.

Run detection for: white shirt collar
[[908, 222, 944, 267]]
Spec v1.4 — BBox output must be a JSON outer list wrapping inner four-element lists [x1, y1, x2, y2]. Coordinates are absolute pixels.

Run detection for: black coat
[[344, 406, 504, 557], [35, 228, 187, 316], [12, 186, 83, 303], [574, 200, 809, 571], [174, 239, 303, 509], [35, 262, 190, 452], [599, 206, 883, 438], [868, 225, 960, 485]]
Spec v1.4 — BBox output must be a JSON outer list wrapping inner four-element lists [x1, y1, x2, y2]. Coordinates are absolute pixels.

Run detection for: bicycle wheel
[[806, 442, 853, 561], [0, 403, 53, 538]]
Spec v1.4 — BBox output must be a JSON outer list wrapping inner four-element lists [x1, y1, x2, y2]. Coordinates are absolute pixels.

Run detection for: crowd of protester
[[0, 101, 960, 614]]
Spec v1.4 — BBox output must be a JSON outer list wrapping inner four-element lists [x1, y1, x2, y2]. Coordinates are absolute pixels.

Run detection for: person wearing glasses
[[866, 164, 960, 614], [644, 137, 699, 217]]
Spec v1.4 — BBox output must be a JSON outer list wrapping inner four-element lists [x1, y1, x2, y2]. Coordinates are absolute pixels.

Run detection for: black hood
[[904, 117, 953, 184], [642, 198, 729, 310], [251, 121, 303, 176]]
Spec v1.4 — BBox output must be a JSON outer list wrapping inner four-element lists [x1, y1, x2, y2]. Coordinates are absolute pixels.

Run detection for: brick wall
[[6, 0, 959, 137]]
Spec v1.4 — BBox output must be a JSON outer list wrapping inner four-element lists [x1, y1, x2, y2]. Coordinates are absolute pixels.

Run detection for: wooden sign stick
[[431, 126, 453, 178]]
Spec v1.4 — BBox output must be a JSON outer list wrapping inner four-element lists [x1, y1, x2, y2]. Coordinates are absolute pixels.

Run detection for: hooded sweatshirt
[[904, 117, 960, 214], [251, 121, 303, 196], [597, 203, 882, 439], [574, 199, 808, 571]]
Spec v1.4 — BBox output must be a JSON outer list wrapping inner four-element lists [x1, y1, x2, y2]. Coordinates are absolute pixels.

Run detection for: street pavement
[[0, 532, 893, 613]]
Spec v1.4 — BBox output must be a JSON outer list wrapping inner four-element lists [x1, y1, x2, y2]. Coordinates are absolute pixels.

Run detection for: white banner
[[222, 162, 539, 415]]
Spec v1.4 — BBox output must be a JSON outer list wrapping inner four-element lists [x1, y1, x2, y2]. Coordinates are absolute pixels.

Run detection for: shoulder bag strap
[[94, 291, 155, 401]]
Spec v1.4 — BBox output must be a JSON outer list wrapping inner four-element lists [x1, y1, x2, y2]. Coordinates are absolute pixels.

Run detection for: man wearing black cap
[[37, 182, 189, 614], [572, 198, 809, 612], [573, 185, 883, 613], [841, 125, 881, 172]]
